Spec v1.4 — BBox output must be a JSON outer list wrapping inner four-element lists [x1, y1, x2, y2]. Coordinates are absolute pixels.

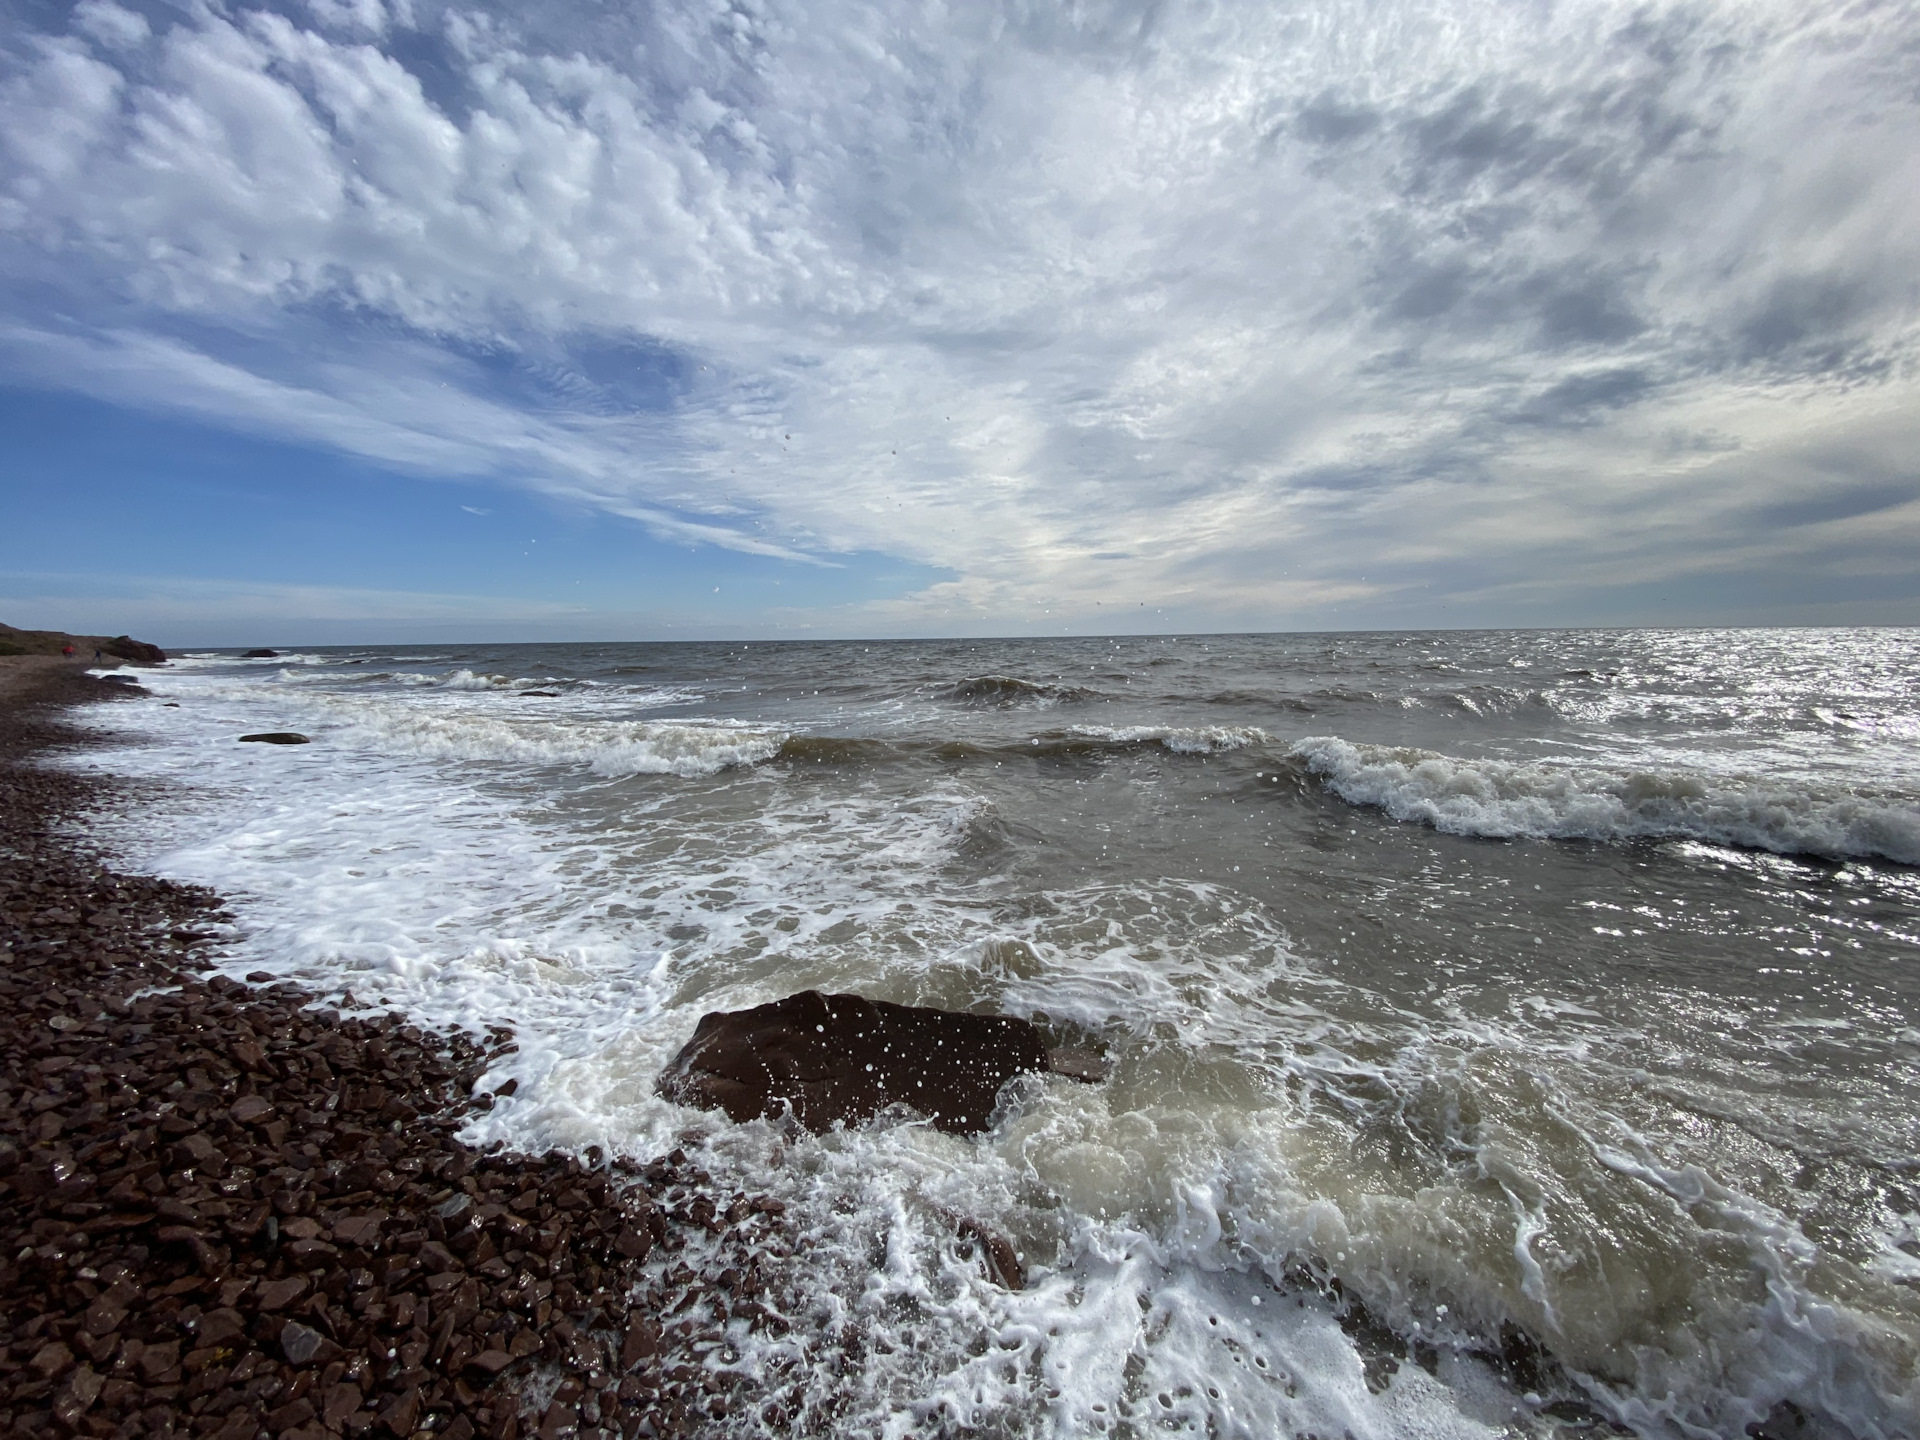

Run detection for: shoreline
[[0, 667, 784, 1440]]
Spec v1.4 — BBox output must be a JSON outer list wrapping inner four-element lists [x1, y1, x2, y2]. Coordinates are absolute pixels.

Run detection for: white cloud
[[3, 0, 1917, 628], [71, 2, 150, 53]]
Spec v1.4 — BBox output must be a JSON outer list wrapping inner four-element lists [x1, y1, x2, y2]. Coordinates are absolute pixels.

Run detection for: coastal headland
[[0, 663, 794, 1439], [0, 625, 167, 665]]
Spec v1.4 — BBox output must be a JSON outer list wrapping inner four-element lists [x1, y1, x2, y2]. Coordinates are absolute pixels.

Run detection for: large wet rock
[[659, 990, 1096, 1135], [102, 635, 167, 664]]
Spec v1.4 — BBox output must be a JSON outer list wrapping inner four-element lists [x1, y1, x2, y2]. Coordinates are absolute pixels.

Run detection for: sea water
[[65, 629, 1920, 1437]]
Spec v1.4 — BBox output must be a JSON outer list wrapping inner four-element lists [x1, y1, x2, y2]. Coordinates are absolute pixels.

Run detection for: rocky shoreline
[[0, 667, 790, 1440]]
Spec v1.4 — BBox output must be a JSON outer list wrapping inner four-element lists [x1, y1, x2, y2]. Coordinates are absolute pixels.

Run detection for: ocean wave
[[943, 674, 1095, 707], [1291, 735, 1920, 864], [769, 725, 1274, 768], [776, 735, 898, 766], [304, 703, 785, 777], [1199, 689, 1317, 711], [1072, 724, 1269, 754]]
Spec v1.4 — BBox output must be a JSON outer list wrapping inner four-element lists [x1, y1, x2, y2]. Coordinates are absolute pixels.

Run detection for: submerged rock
[[237, 732, 310, 744], [242, 648, 280, 658], [658, 989, 1099, 1135]]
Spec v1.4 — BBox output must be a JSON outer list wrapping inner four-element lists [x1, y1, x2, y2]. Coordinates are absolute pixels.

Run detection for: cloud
[[2, 0, 1917, 629]]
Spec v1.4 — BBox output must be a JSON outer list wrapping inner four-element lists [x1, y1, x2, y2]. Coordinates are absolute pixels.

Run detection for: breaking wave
[[1072, 724, 1270, 754], [292, 700, 785, 777], [943, 675, 1096, 707], [1291, 735, 1920, 864]]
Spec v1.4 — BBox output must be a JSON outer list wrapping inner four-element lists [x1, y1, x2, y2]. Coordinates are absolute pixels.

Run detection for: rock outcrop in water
[[238, 733, 310, 745], [658, 990, 1100, 1135]]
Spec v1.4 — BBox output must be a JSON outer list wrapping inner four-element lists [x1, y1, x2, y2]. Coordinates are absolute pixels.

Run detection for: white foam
[[56, 663, 1920, 1438], [1073, 724, 1270, 754], [315, 702, 780, 776], [1292, 735, 1920, 864]]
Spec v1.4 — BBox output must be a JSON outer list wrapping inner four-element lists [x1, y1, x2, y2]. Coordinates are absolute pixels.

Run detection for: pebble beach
[[0, 661, 791, 1440]]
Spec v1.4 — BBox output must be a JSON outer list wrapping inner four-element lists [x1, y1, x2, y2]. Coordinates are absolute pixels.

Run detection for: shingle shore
[[0, 668, 792, 1440]]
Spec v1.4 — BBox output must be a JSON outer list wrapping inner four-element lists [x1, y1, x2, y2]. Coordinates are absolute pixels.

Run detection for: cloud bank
[[4, 0, 1918, 631]]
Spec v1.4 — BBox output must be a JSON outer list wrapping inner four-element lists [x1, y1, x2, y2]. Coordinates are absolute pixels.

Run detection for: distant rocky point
[[0, 622, 166, 664]]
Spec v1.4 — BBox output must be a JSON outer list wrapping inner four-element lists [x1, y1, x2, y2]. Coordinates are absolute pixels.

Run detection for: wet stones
[[657, 989, 1060, 1135], [1, 667, 786, 1440]]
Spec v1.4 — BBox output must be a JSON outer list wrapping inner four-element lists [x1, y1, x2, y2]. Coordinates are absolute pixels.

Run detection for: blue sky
[[2, 0, 1918, 644]]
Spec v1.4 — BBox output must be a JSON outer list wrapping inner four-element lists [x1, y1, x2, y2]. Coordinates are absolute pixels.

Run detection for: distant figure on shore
[[60, 643, 74, 657], [93, 648, 102, 661]]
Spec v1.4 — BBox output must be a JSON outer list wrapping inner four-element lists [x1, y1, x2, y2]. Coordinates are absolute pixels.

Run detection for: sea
[[63, 628, 1920, 1438]]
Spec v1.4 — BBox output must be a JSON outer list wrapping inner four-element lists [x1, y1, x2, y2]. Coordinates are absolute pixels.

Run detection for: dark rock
[[29, 1340, 74, 1379], [465, 1349, 513, 1379], [257, 1276, 309, 1311], [238, 732, 310, 745], [102, 635, 167, 664], [230, 1095, 275, 1125], [620, 1316, 659, 1370], [322, 1382, 365, 1427], [332, 1214, 381, 1247], [520, 691, 561, 698], [658, 989, 1052, 1134], [1046, 1046, 1111, 1082], [270, 1397, 318, 1431], [53, 1363, 104, 1425], [280, 1320, 341, 1367], [242, 649, 280, 658], [378, 1384, 420, 1436]]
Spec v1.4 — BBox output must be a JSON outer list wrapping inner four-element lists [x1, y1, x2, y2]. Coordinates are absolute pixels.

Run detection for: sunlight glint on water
[[69, 629, 1920, 1437]]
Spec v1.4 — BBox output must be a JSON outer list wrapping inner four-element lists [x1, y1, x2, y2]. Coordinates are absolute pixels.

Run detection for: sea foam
[[1291, 735, 1920, 864]]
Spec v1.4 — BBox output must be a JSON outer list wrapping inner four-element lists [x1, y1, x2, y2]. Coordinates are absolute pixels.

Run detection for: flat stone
[[332, 1214, 382, 1247], [465, 1348, 513, 1378], [230, 1095, 275, 1125], [257, 1275, 309, 1309], [237, 732, 310, 744], [280, 1320, 340, 1367]]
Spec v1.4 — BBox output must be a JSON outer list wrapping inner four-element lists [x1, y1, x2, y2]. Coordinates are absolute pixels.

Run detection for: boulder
[[102, 635, 166, 664], [658, 989, 1098, 1135], [242, 649, 280, 658], [238, 732, 310, 745]]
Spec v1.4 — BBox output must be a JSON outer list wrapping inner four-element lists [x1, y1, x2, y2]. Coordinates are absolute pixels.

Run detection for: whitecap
[[1291, 736, 1920, 864]]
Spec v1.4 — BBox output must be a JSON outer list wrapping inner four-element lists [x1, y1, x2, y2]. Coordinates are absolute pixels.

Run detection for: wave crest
[[1291, 736, 1920, 864], [944, 674, 1093, 707], [1073, 724, 1269, 754]]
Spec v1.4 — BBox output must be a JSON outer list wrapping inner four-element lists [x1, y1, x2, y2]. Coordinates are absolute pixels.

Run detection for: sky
[[1, 0, 1917, 645]]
